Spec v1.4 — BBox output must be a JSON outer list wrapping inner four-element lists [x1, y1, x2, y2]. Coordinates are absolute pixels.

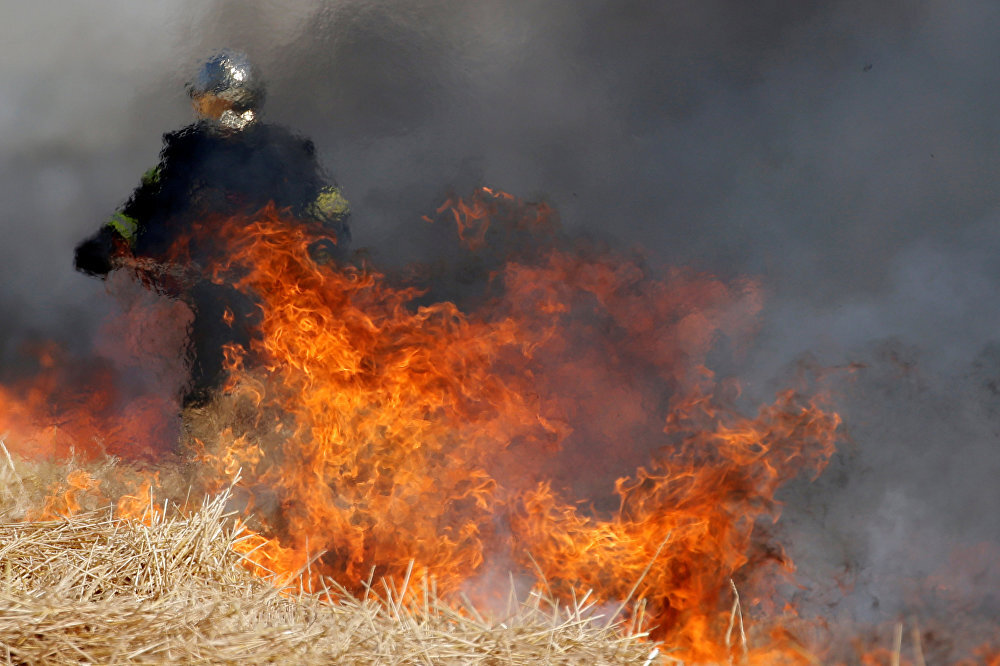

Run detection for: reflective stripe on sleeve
[[106, 211, 139, 242]]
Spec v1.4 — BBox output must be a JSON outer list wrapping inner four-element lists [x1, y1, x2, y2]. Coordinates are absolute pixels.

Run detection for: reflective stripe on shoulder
[[312, 186, 351, 218], [141, 165, 162, 187]]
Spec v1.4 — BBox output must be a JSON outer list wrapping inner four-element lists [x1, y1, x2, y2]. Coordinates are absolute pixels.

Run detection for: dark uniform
[[75, 51, 349, 407]]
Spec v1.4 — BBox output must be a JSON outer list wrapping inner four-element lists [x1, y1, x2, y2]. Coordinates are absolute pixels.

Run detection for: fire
[[509, 390, 836, 652], [23, 462, 164, 523], [430, 185, 549, 251], [0, 295, 185, 465], [0, 343, 119, 462], [8, 186, 998, 661], [172, 189, 840, 662], [32, 469, 101, 519]]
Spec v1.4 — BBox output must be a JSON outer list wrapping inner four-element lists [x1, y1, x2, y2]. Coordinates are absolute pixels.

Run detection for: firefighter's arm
[[74, 166, 160, 277], [74, 211, 139, 278]]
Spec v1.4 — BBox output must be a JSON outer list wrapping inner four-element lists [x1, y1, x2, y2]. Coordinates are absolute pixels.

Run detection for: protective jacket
[[76, 120, 349, 277], [74, 120, 350, 406]]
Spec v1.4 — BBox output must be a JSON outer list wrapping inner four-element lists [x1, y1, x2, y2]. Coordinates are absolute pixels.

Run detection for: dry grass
[[0, 446, 655, 665]]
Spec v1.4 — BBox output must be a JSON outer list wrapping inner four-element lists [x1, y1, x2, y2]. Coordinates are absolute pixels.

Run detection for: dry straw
[[0, 447, 654, 665]]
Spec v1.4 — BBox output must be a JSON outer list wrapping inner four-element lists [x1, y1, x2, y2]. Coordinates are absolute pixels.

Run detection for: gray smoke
[[4, 0, 1000, 640]]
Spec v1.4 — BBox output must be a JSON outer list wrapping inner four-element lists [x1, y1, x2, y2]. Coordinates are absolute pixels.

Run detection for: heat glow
[[5, 188, 849, 663], [185, 190, 838, 662]]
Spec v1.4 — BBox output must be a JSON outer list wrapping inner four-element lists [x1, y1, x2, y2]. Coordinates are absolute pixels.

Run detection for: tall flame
[[172, 190, 841, 662]]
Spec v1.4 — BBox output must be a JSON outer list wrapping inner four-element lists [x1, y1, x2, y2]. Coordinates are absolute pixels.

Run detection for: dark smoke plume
[[4, 0, 1000, 640]]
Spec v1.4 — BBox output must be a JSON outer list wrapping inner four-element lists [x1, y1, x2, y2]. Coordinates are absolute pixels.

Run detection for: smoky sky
[[3, 0, 1000, 626]]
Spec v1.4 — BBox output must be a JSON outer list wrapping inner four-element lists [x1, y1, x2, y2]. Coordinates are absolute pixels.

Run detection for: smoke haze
[[3, 0, 999, 629]]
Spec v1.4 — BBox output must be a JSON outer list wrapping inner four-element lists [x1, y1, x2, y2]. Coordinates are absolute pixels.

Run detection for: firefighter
[[75, 49, 350, 406]]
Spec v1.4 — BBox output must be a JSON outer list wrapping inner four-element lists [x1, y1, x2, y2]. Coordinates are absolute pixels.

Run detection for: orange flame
[[31, 469, 102, 519], [114, 472, 164, 523], [0, 296, 185, 465], [10, 187, 998, 661], [173, 190, 842, 662]]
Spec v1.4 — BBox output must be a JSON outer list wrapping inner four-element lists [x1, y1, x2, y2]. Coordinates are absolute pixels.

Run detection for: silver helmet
[[187, 50, 265, 129]]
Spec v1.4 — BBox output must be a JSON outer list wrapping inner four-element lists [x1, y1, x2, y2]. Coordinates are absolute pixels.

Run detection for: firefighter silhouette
[[75, 50, 350, 407]]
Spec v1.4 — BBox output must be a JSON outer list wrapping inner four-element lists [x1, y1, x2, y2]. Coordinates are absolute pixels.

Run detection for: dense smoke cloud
[[3, 0, 999, 627]]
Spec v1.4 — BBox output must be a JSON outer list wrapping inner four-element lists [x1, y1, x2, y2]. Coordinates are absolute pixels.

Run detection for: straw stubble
[[0, 457, 652, 665]]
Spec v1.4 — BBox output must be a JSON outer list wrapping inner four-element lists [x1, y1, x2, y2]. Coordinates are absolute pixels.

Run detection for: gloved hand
[[74, 227, 117, 278]]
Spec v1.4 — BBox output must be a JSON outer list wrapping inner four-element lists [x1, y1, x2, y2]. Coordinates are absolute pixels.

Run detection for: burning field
[[7, 2, 1000, 663], [3, 185, 995, 664]]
